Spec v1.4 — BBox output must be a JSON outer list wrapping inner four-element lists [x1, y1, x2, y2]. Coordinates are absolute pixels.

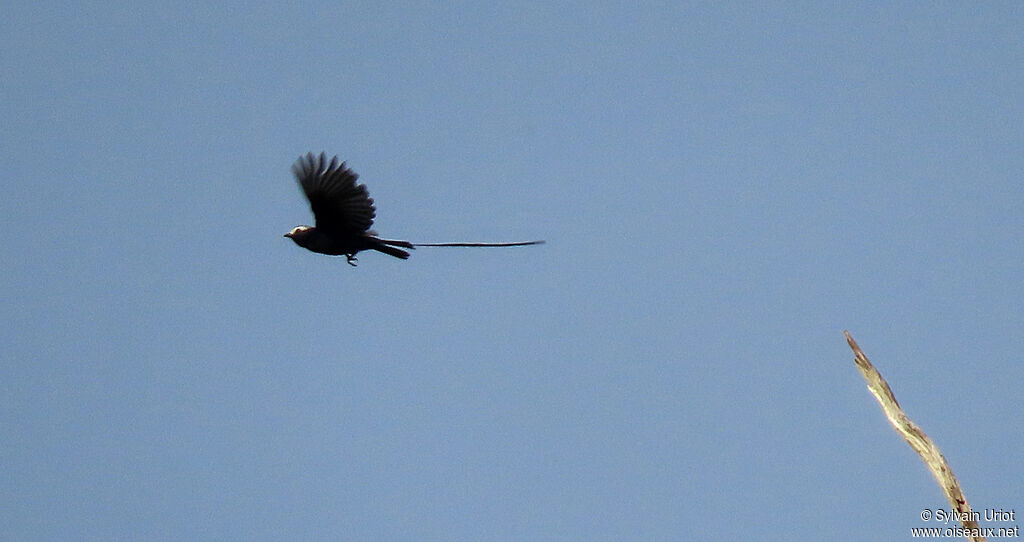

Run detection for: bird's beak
[[283, 232, 292, 238]]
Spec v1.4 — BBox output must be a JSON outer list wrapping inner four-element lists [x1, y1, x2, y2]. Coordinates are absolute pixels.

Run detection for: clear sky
[[3, 2, 1022, 540]]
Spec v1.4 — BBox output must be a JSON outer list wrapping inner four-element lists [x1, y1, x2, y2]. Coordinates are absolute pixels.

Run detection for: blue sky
[[3, 2, 1022, 540]]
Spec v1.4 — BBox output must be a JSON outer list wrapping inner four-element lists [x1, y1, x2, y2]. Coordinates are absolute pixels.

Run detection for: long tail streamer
[[412, 240, 545, 247]]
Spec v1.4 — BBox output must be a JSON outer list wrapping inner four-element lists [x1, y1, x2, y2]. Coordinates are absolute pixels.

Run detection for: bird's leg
[[346, 254, 358, 266]]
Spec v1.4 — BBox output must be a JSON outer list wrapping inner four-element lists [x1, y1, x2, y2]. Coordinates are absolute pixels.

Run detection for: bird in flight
[[285, 152, 544, 265]]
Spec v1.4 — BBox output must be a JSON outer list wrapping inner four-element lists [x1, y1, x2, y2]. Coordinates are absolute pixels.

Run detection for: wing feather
[[293, 152, 376, 235]]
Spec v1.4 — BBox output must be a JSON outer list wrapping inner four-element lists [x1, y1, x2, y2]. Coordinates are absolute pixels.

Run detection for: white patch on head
[[286, 225, 312, 237]]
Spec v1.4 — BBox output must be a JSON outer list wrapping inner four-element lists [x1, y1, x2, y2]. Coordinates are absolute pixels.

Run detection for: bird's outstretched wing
[[292, 152, 376, 235]]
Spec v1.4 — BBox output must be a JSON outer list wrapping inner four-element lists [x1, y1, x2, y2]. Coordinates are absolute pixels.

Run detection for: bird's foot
[[346, 254, 358, 266]]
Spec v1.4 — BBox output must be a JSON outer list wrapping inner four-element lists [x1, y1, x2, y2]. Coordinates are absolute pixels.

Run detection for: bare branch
[[844, 331, 984, 542]]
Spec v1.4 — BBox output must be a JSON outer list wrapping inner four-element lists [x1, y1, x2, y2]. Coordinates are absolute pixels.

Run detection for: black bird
[[286, 152, 544, 265]]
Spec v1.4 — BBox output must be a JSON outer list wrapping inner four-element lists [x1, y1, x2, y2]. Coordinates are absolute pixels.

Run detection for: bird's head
[[284, 225, 314, 240]]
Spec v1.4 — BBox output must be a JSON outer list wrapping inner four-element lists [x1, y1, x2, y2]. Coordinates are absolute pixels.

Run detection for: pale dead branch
[[844, 331, 984, 542]]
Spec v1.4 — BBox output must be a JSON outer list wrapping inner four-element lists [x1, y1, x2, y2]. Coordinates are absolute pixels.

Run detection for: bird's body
[[284, 225, 412, 260], [286, 152, 542, 265]]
